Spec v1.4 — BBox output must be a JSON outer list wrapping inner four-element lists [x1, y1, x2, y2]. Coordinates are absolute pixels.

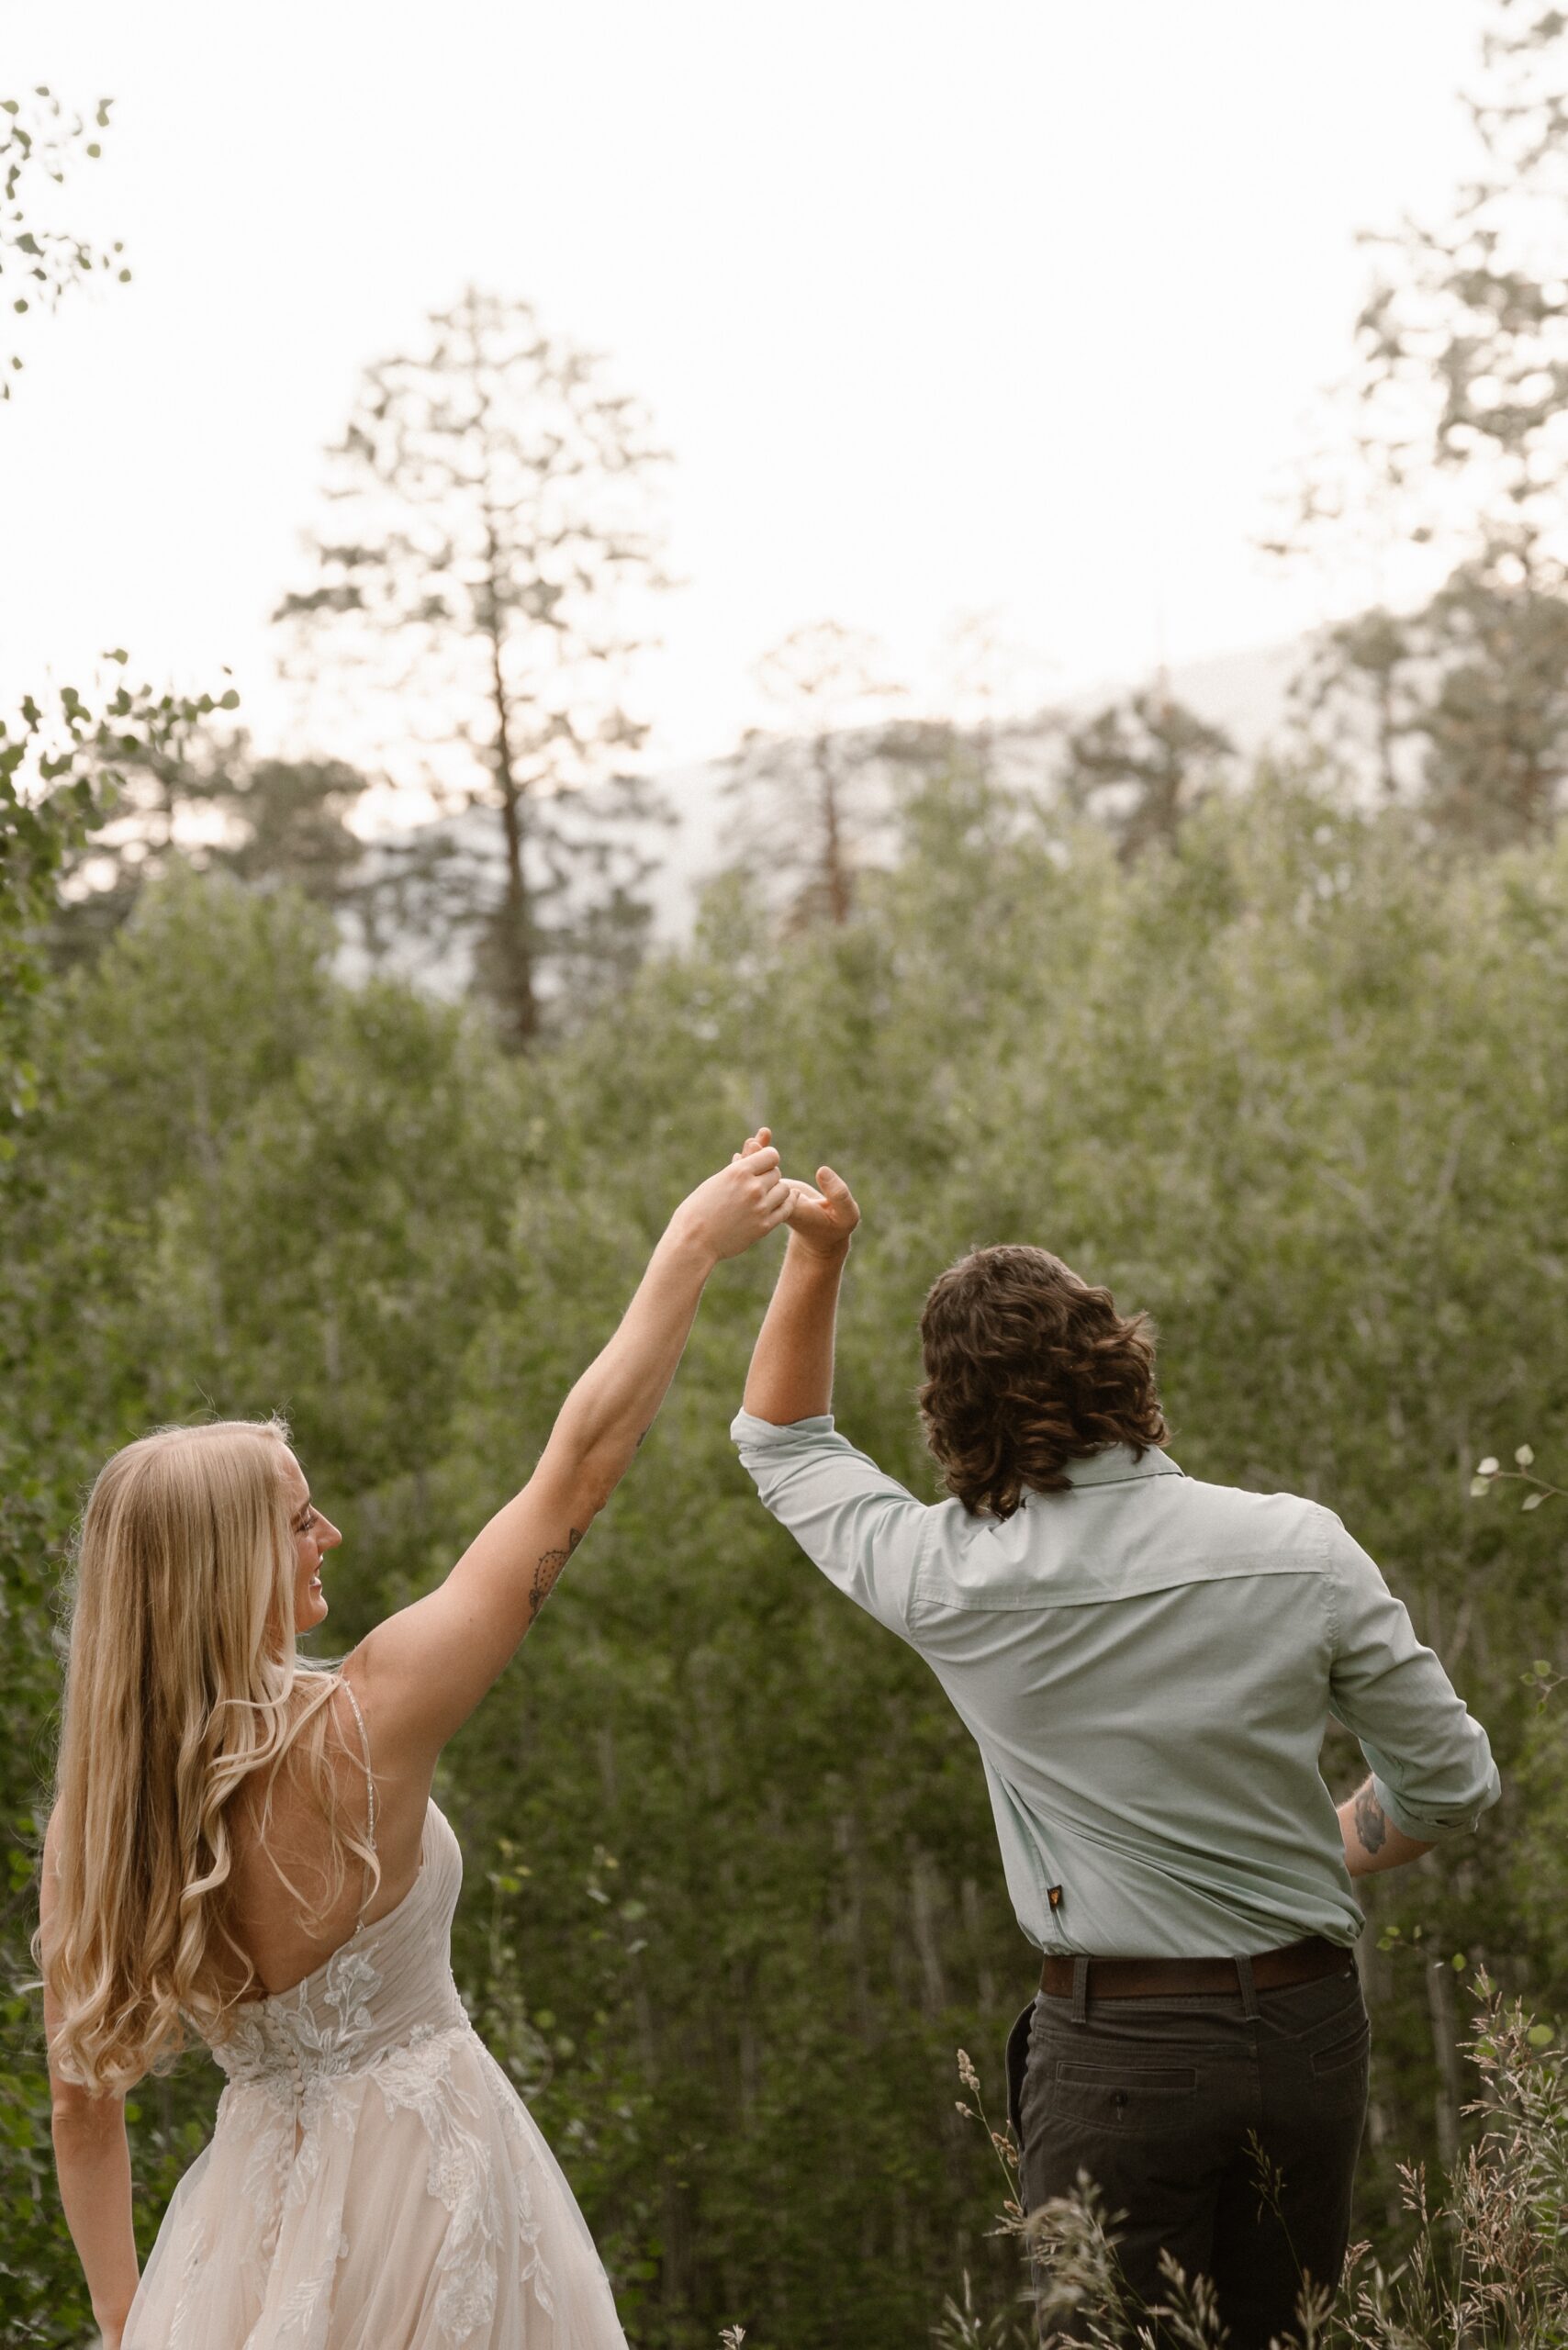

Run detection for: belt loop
[[1236, 1953, 1260, 2022], [1070, 1955, 1090, 2026]]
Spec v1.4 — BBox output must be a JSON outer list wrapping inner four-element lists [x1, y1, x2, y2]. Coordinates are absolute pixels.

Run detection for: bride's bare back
[[223, 1678, 432, 1999]]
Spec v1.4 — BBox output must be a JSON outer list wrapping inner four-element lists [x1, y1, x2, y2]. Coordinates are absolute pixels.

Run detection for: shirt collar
[[1059, 1445, 1184, 1489]]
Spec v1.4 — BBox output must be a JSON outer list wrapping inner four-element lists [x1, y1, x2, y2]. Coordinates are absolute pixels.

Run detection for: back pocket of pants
[[1307, 2018, 1371, 2120], [1309, 2020, 1370, 2084], [1050, 2057, 1199, 2136], [1310, 2022, 1370, 2077]]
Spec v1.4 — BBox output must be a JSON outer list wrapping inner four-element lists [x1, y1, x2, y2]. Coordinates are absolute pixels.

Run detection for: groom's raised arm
[[734, 1166, 929, 1636], [741, 1163, 857, 1424]]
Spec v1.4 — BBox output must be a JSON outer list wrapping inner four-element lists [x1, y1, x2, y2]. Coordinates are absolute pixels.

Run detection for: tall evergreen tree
[[723, 621, 902, 928], [1058, 685, 1236, 861], [276, 288, 670, 1043]]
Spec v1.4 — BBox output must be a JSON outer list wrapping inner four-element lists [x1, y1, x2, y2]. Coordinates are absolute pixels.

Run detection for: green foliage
[[1280, 4, 1568, 838], [0, 667, 241, 1146], [0, 86, 128, 399], [48, 743, 378, 968], [0, 83, 242, 1166], [4, 779, 1567, 2344]]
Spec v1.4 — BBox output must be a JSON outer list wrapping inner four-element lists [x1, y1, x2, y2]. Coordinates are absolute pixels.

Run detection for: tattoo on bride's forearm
[[1354, 1782, 1388, 1855], [528, 1528, 584, 1624]]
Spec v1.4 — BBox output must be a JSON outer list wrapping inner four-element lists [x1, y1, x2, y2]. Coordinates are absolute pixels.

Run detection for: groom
[[743, 1147, 1499, 2344]]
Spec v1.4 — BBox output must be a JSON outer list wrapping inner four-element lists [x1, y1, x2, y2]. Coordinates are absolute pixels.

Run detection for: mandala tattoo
[[1354, 1781, 1388, 1855], [528, 1527, 583, 1624]]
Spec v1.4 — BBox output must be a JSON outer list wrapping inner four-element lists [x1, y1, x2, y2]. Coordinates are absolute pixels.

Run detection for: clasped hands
[[675, 1125, 860, 1266]]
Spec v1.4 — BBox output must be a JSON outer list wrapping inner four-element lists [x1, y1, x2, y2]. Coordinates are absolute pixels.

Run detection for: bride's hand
[[671, 1129, 794, 1263]]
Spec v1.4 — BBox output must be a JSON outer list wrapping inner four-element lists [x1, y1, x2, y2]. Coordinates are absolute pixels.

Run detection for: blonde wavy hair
[[37, 1417, 377, 2092]]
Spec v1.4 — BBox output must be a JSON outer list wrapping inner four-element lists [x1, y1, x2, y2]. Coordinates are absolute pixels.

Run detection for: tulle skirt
[[123, 2023, 627, 2350]]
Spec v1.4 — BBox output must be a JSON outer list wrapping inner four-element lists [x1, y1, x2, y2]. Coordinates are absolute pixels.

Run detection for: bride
[[38, 1135, 794, 2350]]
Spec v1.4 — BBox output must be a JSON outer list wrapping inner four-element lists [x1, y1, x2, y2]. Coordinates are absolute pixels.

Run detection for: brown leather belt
[[1039, 1933, 1355, 2001]]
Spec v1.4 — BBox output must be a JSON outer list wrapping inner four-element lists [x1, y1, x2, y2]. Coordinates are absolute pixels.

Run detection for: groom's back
[[913, 1461, 1351, 1955], [733, 1409, 1498, 1957], [923, 1461, 1335, 1770]]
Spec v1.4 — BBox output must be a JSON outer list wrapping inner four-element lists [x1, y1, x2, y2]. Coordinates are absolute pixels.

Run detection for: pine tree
[[723, 621, 902, 928], [276, 288, 669, 1042], [1058, 686, 1236, 861]]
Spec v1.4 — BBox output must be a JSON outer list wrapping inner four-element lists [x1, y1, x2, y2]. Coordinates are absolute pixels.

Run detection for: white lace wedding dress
[[123, 1705, 628, 2350]]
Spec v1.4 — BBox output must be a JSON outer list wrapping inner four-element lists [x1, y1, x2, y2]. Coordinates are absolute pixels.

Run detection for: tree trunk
[[909, 1847, 948, 2020], [816, 734, 853, 924], [1426, 1956, 1462, 2174], [483, 517, 538, 1046], [835, 1810, 877, 2048], [1376, 673, 1399, 800], [960, 1874, 998, 2013]]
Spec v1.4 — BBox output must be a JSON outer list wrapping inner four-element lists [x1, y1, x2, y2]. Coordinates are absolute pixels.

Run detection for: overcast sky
[[4, 1, 1484, 772]]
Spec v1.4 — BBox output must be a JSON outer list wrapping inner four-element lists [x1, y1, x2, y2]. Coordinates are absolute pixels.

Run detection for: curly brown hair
[[917, 1245, 1167, 1519]]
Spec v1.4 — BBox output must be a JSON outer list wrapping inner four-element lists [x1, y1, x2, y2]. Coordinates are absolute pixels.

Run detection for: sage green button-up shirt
[[731, 1413, 1500, 1958]]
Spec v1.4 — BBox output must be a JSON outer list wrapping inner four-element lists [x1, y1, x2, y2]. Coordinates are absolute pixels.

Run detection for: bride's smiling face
[[278, 1449, 342, 1633]]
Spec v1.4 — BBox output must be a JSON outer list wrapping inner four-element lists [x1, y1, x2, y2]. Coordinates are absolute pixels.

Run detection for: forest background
[[5, 7, 1568, 2345]]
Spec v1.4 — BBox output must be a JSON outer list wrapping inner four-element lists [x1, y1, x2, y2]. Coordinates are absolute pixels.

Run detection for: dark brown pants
[[1006, 1965, 1369, 2348]]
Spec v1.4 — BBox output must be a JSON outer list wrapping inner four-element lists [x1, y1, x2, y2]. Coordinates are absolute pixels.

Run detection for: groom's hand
[[784, 1165, 860, 1262], [741, 1153, 858, 1423]]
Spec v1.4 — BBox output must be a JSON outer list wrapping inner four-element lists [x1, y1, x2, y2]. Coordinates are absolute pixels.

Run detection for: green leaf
[[1527, 2023, 1554, 2050]]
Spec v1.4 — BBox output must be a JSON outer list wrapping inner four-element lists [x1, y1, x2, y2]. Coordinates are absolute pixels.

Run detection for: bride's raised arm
[[351, 1133, 790, 1760]]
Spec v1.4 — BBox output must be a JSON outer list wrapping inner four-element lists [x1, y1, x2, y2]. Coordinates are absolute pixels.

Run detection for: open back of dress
[[124, 1695, 627, 2350]]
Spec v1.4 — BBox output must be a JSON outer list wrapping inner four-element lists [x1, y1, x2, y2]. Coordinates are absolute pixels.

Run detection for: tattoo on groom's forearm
[[528, 1528, 584, 1624], [1354, 1782, 1388, 1855]]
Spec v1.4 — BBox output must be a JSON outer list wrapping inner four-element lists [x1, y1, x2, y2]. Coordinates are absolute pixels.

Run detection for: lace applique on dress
[[124, 1728, 622, 2350]]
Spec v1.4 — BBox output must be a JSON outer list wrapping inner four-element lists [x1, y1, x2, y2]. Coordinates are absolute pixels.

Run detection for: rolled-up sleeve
[[729, 1411, 930, 1635], [1326, 1517, 1501, 1841]]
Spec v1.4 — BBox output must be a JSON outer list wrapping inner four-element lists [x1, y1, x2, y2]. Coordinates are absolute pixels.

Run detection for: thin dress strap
[[338, 1674, 377, 1919]]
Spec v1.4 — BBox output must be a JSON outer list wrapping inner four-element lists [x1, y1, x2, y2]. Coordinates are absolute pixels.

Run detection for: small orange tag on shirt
[[1047, 1885, 1064, 1911]]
